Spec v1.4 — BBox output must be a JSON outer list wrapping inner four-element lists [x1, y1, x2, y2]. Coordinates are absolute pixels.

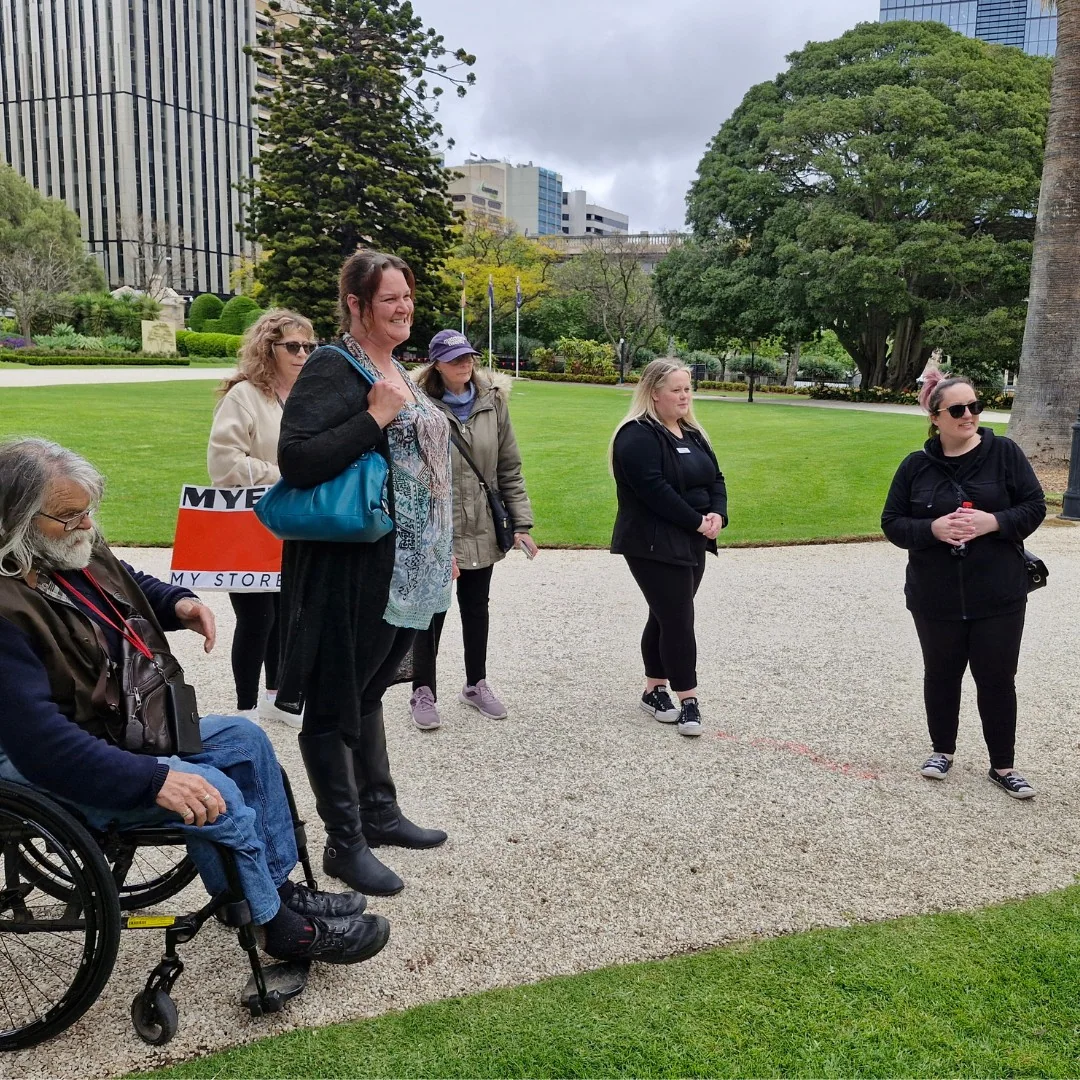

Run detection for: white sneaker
[[259, 691, 302, 730]]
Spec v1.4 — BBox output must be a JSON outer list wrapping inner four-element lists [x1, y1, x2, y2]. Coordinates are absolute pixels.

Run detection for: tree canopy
[[243, 0, 475, 340], [656, 20, 1051, 390]]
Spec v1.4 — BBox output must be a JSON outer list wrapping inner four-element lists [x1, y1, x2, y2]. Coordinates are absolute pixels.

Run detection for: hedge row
[[3, 354, 190, 367], [809, 385, 1014, 410], [175, 330, 243, 358], [523, 371, 619, 385], [698, 380, 811, 394]]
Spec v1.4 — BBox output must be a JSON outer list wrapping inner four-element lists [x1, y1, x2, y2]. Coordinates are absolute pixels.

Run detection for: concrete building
[[880, 0, 1057, 56], [0, 0, 276, 294], [445, 158, 563, 236], [560, 189, 629, 236]]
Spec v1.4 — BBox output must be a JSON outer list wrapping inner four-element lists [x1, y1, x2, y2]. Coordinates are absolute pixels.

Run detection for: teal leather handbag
[[254, 345, 393, 543]]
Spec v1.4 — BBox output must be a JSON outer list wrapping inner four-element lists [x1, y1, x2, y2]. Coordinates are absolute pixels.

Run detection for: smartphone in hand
[[518, 536, 536, 560]]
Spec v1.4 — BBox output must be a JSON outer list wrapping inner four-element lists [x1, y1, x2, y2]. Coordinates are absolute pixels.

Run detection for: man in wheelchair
[[0, 437, 389, 968]]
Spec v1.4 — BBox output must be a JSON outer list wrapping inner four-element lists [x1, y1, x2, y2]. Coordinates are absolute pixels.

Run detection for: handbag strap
[[448, 429, 490, 493], [322, 343, 378, 387]]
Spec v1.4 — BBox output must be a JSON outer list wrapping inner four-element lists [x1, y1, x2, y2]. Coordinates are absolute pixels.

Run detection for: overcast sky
[[412, 0, 879, 232]]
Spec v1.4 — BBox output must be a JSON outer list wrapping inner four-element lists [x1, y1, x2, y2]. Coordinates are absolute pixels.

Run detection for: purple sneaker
[[409, 686, 441, 730], [459, 680, 507, 719]]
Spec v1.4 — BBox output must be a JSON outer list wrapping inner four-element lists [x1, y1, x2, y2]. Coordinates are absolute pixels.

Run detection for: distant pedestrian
[[207, 309, 318, 728], [610, 358, 727, 737], [410, 330, 536, 730], [881, 371, 1045, 798]]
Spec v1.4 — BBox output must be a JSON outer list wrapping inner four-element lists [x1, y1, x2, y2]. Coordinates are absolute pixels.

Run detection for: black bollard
[[1060, 406, 1080, 520]]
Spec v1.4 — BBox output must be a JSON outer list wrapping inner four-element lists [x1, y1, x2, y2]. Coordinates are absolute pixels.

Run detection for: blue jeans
[[0, 715, 297, 925]]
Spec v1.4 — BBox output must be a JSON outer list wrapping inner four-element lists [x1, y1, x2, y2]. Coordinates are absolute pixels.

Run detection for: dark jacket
[[276, 342, 399, 742], [880, 428, 1045, 621], [610, 417, 728, 566], [0, 544, 192, 809]]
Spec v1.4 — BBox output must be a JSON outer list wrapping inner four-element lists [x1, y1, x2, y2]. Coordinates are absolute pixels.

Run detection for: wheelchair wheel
[[0, 780, 121, 1051], [17, 828, 198, 911], [130, 988, 178, 1046]]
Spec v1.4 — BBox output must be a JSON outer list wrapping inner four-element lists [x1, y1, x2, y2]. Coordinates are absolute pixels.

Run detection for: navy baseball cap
[[429, 329, 480, 363]]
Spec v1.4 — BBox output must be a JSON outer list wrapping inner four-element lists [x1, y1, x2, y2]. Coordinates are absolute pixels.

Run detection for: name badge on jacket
[[677, 446, 691, 454]]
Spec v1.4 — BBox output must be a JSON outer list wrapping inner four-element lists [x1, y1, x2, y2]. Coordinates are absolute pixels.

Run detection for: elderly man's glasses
[[36, 507, 95, 531], [275, 341, 318, 356]]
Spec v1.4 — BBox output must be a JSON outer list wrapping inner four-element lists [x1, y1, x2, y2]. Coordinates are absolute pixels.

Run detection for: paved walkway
[[0, 366, 232, 387], [9, 527, 1080, 1078]]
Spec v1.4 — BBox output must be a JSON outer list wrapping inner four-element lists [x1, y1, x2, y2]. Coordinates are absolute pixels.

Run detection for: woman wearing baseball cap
[[411, 330, 537, 729]]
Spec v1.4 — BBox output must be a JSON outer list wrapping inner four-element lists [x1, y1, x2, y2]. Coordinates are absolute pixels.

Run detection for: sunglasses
[[938, 400, 984, 420], [276, 341, 318, 356]]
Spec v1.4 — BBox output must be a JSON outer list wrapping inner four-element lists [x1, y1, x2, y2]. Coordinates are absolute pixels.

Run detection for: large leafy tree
[[661, 21, 1050, 391], [1008, 0, 1080, 460], [244, 0, 475, 340], [0, 163, 105, 338]]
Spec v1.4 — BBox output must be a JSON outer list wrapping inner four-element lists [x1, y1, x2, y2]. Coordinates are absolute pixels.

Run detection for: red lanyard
[[53, 570, 155, 659]]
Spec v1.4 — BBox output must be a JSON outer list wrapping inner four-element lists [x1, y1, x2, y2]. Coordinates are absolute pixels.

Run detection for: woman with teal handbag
[[275, 250, 453, 897]]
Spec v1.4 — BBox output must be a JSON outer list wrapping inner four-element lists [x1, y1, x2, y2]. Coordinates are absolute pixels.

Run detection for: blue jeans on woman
[[0, 715, 297, 925]]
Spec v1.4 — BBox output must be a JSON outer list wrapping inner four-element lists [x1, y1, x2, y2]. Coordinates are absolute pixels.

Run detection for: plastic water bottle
[[952, 501, 973, 558]]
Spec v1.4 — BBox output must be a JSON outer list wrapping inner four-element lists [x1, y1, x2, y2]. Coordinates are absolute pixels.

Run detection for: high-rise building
[[560, 190, 629, 236], [0, 0, 269, 294], [880, 1, 1057, 56], [445, 158, 564, 236]]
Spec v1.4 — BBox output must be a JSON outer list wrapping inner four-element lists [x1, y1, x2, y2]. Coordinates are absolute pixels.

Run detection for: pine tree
[[243, 0, 475, 340]]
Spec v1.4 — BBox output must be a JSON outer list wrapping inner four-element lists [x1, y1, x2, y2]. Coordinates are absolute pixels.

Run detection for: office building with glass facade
[[880, 0, 1056, 56], [445, 159, 565, 236]]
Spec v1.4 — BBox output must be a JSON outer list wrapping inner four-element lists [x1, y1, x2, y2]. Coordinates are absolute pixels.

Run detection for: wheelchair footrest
[[240, 960, 310, 1016]]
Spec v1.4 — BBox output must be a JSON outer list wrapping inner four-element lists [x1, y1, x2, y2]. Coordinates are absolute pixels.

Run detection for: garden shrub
[[68, 292, 160, 338], [809, 385, 1013, 409], [524, 371, 618, 385], [531, 347, 562, 372], [187, 293, 224, 332], [175, 330, 243, 358], [218, 296, 262, 334], [0, 351, 188, 366], [555, 337, 616, 377]]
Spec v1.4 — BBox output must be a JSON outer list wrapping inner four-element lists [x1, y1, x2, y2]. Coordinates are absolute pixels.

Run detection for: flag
[[515, 276, 522, 310], [459, 272, 466, 310], [487, 274, 494, 311]]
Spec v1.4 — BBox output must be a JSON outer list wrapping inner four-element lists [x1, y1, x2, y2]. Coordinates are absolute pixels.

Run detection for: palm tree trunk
[[1008, 0, 1080, 460]]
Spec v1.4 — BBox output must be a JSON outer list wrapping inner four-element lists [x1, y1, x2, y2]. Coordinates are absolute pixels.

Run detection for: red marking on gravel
[[715, 731, 882, 781]]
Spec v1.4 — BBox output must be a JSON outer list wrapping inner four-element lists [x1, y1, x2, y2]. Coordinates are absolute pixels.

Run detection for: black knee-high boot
[[353, 706, 448, 849], [297, 729, 404, 896]]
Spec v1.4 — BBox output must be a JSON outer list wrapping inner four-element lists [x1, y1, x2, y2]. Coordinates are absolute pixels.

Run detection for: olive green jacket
[[429, 370, 533, 570]]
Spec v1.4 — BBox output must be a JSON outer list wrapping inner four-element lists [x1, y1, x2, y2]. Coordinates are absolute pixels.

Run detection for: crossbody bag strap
[[448, 428, 490, 493]]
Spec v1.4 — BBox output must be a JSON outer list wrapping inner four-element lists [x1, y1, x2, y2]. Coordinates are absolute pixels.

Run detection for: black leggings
[[911, 609, 1027, 770], [302, 620, 416, 737], [624, 553, 706, 693], [412, 565, 494, 700], [228, 592, 280, 711]]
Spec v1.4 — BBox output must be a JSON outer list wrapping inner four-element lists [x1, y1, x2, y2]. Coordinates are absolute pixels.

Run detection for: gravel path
[[7, 527, 1080, 1077]]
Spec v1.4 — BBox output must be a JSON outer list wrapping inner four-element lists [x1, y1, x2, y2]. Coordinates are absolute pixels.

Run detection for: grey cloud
[[417, 0, 878, 230]]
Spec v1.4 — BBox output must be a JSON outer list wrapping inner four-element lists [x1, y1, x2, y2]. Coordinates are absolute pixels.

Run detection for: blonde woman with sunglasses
[[881, 371, 1045, 799], [207, 309, 318, 728]]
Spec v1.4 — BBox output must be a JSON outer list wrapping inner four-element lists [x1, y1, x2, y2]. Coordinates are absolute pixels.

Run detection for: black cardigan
[[610, 418, 728, 566], [275, 342, 399, 742], [880, 428, 1045, 621]]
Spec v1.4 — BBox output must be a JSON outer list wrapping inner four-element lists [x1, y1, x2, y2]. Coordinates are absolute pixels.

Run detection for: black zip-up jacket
[[880, 428, 1045, 621], [610, 417, 728, 566]]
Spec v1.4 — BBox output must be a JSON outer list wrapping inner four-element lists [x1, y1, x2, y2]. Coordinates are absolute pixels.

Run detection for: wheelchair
[[0, 770, 317, 1051]]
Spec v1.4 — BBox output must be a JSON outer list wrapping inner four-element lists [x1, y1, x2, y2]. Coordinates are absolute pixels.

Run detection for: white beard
[[32, 526, 97, 572]]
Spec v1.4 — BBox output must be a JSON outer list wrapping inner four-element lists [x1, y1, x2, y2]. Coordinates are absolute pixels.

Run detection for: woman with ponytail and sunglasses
[[881, 371, 1045, 798], [208, 309, 318, 728]]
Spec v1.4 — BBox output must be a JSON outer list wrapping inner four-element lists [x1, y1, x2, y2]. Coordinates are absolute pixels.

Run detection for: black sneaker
[[920, 753, 952, 779], [641, 686, 680, 723], [285, 882, 367, 920], [677, 698, 702, 737], [988, 769, 1035, 800], [304, 912, 391, 966]]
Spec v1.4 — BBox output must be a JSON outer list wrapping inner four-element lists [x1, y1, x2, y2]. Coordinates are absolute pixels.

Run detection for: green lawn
[[145, 884, 1080, 1078], [0, 380, 1002, 547]]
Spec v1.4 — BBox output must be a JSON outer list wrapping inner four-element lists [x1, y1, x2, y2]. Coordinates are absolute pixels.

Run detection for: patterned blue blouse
[[342, 336, 453, 630]]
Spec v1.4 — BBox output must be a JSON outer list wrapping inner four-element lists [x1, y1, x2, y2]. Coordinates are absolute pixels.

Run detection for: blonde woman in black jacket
[[881, 371, 1045, 798], [610, 358, 727, 737]]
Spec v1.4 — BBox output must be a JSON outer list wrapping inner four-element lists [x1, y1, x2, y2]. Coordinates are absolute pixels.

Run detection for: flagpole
[[487, 274, 494, 370], [514, 275, 521, 379], [460, 272, 466, 335]]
